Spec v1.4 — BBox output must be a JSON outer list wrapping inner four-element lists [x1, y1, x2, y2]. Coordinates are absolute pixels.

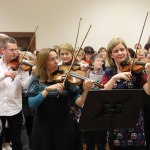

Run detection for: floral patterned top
[[101, 67, 147, 147]]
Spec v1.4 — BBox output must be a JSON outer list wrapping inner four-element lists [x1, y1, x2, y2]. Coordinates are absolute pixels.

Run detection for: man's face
[[3, 42, 18, 62]]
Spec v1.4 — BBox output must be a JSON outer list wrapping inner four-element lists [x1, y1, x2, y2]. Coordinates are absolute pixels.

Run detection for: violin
[[123, 12, 149, 74], [120, 60, 146, 73], [8, 55, 34, 71], [69, 71, 104, 89], [59, 64, 85, 74], [50, 64, 86, 85]]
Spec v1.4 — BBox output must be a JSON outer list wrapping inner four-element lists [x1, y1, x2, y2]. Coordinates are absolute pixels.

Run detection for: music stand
[[79, 89, 144, 131]]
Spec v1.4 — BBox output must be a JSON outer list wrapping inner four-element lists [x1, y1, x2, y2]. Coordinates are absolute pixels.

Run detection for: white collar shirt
[[0, 58, 30, 116]]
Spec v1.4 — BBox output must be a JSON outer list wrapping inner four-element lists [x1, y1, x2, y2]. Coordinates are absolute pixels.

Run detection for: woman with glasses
[[27, 48, 93, 150]]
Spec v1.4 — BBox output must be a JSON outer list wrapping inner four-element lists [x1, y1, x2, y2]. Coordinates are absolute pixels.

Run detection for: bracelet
[[44, 87, 49, 92]]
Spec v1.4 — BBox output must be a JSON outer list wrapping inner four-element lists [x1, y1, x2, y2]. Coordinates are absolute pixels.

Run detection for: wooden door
[[1, 32, 36, 53]]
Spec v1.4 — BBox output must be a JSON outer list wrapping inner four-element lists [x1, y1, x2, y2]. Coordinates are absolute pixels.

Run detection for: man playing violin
[[0, 36, 30, 150], [102, 37, 150, 150]]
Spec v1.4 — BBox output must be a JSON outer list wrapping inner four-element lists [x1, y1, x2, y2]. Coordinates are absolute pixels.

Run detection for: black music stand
[[79, 89, 144, 131]]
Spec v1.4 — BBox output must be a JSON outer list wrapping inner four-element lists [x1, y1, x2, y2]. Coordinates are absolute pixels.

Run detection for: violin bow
[[17, 26, 39, 72], [62, 24, 92, 85], [130, 12, 149, 71], [71, 18, 82, 64], [74, 18, 82, 49]]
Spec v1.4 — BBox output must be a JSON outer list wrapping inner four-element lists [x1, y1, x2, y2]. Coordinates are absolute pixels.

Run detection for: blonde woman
[[102, 38, 150, 150]]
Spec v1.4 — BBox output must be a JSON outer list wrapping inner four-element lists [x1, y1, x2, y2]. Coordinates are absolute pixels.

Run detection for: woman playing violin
[[59, 42, 86, 149], [27, 48, 93, 150], [102, 38, 150, 150], [59, 43, 88, 72]]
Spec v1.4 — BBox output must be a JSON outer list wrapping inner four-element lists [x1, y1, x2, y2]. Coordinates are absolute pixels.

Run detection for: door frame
[[1, 32, 36, 53]]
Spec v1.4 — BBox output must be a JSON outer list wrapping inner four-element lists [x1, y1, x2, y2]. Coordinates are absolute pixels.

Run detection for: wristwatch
[[44, 87, 49, 92]]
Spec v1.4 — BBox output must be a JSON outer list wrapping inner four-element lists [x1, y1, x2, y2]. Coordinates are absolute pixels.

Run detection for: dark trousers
[[3, 127, 11, 143], [0, 111, 23, 150], [82, 130, 107, 150], [72, 122, 83, 150]]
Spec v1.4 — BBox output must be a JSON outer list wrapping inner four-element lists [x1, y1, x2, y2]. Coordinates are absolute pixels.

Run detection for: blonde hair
[[59, 42, 74, 55], [106, 38, 131, 67], [75, 47, 85, 56], [137, 49, 147, 57]]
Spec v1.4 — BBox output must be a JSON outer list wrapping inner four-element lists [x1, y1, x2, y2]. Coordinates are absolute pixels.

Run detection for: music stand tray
[[79, 89, 144, 131]]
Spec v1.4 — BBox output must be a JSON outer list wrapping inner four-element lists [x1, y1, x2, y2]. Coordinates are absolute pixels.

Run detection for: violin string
[[130, 12, 149, 72], [69, 71, 104, 88], [69, 71, 88, 80]]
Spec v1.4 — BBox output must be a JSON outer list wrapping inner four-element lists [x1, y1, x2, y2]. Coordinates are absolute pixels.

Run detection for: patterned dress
[[101, 67, 147, 149]]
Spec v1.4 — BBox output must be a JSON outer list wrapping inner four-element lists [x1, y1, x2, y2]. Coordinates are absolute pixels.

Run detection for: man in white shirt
[[0, 37, 30, 150], [0, 34, 8, 58]]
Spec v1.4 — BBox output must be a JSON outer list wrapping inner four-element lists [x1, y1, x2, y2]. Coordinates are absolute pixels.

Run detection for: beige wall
[[0, 0, 150, 51]]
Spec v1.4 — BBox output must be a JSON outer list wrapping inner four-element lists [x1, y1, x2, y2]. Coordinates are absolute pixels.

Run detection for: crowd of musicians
[[1, 33, 150, 150]]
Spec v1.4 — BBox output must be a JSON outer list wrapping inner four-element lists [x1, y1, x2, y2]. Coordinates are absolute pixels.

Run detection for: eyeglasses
[[47, 57, 59, 63]]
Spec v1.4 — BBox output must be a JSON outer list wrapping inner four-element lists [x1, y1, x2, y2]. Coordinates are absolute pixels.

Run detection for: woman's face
[[59, 49, 72, 64], [98, 49, 107, 59], [138, 52, 146, 60], [111, 43, 128, 65], [85, 53, 93, 61], [46, 51, 59, 73], [76, 52, 84, 61]]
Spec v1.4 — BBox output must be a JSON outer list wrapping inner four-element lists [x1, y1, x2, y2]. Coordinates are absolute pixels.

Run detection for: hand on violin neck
[[83, 79, 93, 92], [80, 63, 89, 71]]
